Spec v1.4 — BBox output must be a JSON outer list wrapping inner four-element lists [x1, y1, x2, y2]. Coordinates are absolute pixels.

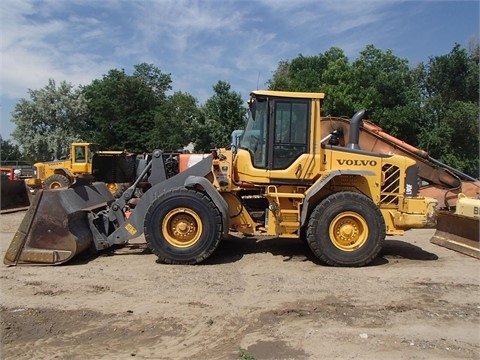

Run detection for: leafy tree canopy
[[80, 63, 172, 153], [267, 43, 479, 176], [7, 44, 479, 176], [193, 81, 247, 152], [0, 137, 24, 163], [11, 79, 88, 161], [416, 44, 479, 175], [149, 91, 201, 151]]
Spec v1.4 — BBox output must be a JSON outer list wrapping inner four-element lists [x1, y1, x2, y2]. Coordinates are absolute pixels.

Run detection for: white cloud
[[0, 0, 477, 140], [1, 0, 397, 102], [132, 1, 246, 54], [1, 1, 111, 98]]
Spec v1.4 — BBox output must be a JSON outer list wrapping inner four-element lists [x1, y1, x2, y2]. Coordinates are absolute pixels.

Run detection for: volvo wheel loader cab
[[5, 90, 437, 267]]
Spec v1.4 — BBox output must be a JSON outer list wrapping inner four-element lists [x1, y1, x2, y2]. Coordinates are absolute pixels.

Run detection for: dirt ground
[[0, 210, 479, 360]]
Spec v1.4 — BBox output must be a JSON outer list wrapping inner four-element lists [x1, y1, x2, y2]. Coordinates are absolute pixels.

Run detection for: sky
[[1, 0, 479, 142]]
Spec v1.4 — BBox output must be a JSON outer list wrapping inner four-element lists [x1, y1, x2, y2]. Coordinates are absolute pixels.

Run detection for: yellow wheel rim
[[162, 208, 202, 247], [107, 183, 118, 194], [329, 211, 368, 251], [50, 182, 63, 189]]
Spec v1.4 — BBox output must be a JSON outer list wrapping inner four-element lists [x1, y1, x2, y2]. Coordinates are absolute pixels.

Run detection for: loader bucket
[[430, 211, 479, 259], [4, 182, 114, 266], [1, 179, 31, 213]]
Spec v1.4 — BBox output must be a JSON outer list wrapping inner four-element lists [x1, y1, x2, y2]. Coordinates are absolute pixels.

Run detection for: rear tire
[[144, 187, 223, 264], [306, 192, 385, 267], [44, 174, 70, 190]]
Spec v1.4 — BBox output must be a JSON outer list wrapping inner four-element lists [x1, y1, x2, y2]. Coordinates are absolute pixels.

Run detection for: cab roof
[[250, 90, 325, 100]]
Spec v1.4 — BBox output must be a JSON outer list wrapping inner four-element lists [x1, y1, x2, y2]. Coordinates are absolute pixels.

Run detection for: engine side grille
[[381, 164, 400, 205]]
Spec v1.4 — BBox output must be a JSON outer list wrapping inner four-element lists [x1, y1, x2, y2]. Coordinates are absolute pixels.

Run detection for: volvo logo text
[[337, 159, 378, 166]]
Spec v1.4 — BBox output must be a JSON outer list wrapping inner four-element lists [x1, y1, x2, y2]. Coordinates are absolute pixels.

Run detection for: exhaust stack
[[346, 109, 365, 150]]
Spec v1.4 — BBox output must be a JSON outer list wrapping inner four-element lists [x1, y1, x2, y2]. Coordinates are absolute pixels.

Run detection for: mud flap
[[430, 211, 479, 259], [4, 182, 114, 266], [1, 179, 31, 213]]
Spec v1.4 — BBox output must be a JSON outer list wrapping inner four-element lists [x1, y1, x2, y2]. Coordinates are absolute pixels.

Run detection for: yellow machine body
[[6, 90, 441, 267]]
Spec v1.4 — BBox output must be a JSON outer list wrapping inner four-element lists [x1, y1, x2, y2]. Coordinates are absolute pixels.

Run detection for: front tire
[[306, 192, 385, 267], [144, 187, 223, 264], [44, 174, 70, 189]]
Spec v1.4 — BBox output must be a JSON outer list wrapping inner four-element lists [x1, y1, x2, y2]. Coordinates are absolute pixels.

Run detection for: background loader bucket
[[431, 211, 479, 259], [1, 179, 31, 213], [4, 183, 114, 266]]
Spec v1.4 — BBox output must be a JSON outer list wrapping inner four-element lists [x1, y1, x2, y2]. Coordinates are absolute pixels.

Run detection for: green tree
[[268, 45, 423, 145], [267, 43, 478, 176], [416, 43, 479, 175], [268, 52, 329, 92], [132, 62, 172, 100], [351, 45, 423, 144], [267, 48, 356, 117], [193, 81, 247, 152], [11, 79, 88, 161], [317, 48, 356, 117], [81, 63, 172, 153], [418, 101, 478, 175], [0, 137, 24, 162], [149, 91, 201, 151], [266, 59, 292, 90]]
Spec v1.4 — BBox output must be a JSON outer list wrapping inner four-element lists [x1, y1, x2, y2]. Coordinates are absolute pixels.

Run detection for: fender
[[52, 168, 75, 181], [104, 155, 215, 246], [184, 176, 230, 238], [300, 170, 375, 226]]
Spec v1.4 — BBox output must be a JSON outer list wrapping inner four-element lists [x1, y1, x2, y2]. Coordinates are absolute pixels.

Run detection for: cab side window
[[75, 147, 86, 163], [272, 101, 309, 169]]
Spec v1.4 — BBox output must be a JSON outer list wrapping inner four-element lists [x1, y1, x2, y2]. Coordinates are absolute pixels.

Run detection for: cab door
[[267, 99, 313, 181], [71, 144, 90, 174]]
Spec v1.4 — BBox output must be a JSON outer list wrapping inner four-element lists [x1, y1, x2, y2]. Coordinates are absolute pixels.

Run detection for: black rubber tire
[[43, 174, 71, 189], [144, 187, 223, 264], [306, 192, 385, 267]]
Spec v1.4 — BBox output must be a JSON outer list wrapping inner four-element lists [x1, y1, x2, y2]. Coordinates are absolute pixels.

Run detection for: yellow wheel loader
[[5, 90, 439, 266], [25, 143, 135, 198]]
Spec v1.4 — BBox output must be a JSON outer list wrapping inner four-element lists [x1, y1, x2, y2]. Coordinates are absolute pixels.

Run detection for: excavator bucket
[[430, 195, 480, 259], [1, 179, 31, 213], [4, 182, 114, 266]]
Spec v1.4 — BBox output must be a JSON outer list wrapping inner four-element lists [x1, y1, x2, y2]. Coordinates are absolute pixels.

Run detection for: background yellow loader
[[25, 143, 136, 198]]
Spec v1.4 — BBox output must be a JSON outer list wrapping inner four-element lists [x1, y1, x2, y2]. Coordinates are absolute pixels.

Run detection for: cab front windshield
[[239, 97, 268, 168]]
